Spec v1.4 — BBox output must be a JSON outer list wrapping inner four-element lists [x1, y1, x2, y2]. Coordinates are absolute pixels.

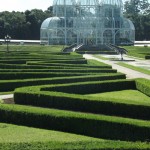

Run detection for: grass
[[0, 92, 13, 95], [0, 122, 150, 150], [0, 45, 64, 53], [0, 100, 3, 104], [122, 46, 150, 59], [117, 62, 150, 75], [0, 123, 101, 143], [86, 90, 150, 104]]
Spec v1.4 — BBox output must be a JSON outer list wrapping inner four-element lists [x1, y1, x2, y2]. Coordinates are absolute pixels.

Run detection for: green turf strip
[[117, 62, 150, 75], [122, 46, 150, 59], [86, 90, 150, 105], [0, 123, 150, 150], [0, 121, 150, 150], [0, 123, 100, 143]]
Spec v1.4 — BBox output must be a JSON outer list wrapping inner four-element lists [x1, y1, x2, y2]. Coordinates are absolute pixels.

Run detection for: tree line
[[0, 7, 53, 40], [0, 0, 150, 41], [124, 0, 150, 41]]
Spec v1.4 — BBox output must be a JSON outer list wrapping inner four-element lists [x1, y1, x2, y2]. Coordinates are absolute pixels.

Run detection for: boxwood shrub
[[145, 55, 150, 59], [0, 73, 126, 92], [14, 79, 150, 120], [136, 78, 150, 96], [0, 104, 150, 141], [0, 72, 102, 80]]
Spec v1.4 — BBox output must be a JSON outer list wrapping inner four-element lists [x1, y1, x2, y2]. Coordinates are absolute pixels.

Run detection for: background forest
[[0, 0, 150, 40]]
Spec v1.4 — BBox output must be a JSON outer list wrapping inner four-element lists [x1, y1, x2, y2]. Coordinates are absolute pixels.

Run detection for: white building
[[40, 0, 135, 45]]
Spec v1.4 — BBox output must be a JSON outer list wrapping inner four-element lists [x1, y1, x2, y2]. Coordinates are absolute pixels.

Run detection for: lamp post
[[4, 35, 11, 53]]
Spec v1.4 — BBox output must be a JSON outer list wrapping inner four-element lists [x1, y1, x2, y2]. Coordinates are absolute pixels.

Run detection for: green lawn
[[86, 90, 150, 104], [0, 123, 150, 150], [122, 46, 150, 59], [117, 62, 150, 75], [0, 45, 64, 53], [0, 123, 101, 143]]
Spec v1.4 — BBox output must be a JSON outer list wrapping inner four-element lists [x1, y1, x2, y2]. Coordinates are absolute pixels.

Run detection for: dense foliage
[[0, 8, 52, 40], [124, 0, 150, 40]]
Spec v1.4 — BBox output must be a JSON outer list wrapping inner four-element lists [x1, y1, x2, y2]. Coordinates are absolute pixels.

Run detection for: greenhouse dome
[[41, 0, 135, 45], [41, 17, 61, 29]]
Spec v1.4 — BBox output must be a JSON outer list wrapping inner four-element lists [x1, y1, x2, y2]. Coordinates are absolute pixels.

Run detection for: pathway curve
[[83, 54, 150, 80]]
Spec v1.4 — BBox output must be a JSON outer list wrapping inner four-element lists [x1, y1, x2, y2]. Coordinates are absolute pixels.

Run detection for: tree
[[0, 8, 52, 40], [124, 0, 150, 40]]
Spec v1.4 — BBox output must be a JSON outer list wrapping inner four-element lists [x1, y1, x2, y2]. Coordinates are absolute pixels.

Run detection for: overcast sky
[[0, 0, 130, 12], [0, 0, 53, 12]]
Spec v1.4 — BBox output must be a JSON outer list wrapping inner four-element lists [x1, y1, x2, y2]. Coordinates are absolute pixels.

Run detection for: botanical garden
[[0, 0, 150, 150]]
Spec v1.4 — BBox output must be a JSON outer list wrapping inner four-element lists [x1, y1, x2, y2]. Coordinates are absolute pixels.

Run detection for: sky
[[0, 0, 130, 12], [0, 0, 53, 12]]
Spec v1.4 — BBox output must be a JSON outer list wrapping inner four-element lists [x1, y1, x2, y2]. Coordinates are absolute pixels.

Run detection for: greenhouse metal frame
[[40, 0, 135, 45]]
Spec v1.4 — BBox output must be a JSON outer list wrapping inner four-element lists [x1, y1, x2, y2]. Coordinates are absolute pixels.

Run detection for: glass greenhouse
[[40, 0, 135, 45]]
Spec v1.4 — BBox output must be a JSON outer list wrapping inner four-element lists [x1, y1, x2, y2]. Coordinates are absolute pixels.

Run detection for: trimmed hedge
[[0, 68, 116, 73], [145, 55, 150, 59], [43, 79, 135, 94], [136, 78, 150, 96], [0, 73, 126, 92], [25, 60, 111, 68], [1, 141, 150, 150], [27, 59, 88, 65], [0, 104, 150, 141], [14, 79, 150, 120], [0, 72, 101, 80], [0, 60, 26, 64]]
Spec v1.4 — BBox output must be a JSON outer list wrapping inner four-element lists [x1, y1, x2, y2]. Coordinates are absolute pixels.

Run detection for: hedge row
[[0, 60, 26, 64], [0, 73, 126, 92], [25, 62, 111, 69], [0, 63, 111, 69], [42, 79, 135, 94], [0, 68, 116, 73], [145, 55, 150, 59], [0, 63, 54, 69], [0, 72, 102, 80], [1, 140, 150, 150], [27, 59, 88, 65], [0, 104, 150, 141], [136, 78, 150, 96], [14, 79, 150, 120]]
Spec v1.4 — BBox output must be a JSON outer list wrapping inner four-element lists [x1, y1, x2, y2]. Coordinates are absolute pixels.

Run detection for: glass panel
[[41, 0, 135, 45]]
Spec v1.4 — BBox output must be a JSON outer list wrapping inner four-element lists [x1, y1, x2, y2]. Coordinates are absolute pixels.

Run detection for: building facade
[[40, 0, 135, 45]]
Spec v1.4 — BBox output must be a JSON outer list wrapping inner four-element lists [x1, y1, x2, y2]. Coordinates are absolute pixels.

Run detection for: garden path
[[83, 54, 150, 80], [0, 94, 14, 104]]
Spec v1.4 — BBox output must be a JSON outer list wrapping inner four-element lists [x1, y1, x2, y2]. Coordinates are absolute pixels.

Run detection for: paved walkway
[[0, 94, 13, 101], [83, 54, 150, 80]]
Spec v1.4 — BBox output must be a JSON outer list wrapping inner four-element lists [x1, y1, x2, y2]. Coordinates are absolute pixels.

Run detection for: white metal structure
[[40, 0, 135, 45]]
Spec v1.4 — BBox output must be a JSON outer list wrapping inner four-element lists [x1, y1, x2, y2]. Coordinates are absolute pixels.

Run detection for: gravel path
[[0, 94, 14, 104]]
